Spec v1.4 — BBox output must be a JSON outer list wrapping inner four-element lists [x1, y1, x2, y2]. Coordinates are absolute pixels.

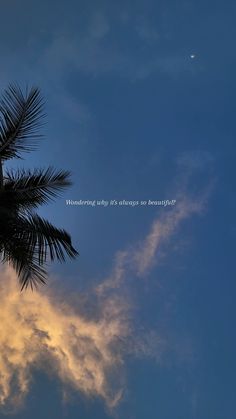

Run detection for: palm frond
[[3, 212, 78, 263], [1, 231, 47, 290], [3, 167, 72, 210], [23, 214, 79, 263], [0, 84, 44, 161], [0, 212, 78, 289], [0, 83, 79, 290]]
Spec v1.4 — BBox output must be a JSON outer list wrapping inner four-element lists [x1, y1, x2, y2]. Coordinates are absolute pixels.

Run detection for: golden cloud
[[0, 266, 129, 410]]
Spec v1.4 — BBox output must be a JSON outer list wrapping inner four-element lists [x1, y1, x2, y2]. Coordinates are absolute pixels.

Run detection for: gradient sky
[[0, 1, 235, 418]]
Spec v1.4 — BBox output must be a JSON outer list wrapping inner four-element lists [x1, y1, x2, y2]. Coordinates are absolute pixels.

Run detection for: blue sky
[[0, 1, 235, 418]]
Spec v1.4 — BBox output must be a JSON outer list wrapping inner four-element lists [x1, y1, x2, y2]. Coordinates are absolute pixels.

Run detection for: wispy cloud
[[97, 192, 207, 295], [39, 10, 197, 82], [135, 17, 159, 43], [42, 34, 195, 81], [177, 150, 215, 172]]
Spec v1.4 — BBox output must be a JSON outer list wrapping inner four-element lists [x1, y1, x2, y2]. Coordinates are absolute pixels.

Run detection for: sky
[[0, 0, 235, 418]]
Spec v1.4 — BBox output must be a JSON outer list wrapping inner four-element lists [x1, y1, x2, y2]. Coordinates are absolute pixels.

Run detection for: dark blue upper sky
[[0, 1, 235, 418]]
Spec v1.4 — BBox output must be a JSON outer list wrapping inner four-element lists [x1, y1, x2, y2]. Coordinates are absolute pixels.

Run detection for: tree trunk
[[0, 158, 3, 189]]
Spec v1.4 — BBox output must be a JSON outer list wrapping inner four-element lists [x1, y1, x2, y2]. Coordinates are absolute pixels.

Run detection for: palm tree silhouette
[[0, 84, 78, 290]]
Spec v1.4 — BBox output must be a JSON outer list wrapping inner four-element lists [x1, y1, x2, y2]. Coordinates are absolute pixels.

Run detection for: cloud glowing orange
[[0, 266, 129, 409]]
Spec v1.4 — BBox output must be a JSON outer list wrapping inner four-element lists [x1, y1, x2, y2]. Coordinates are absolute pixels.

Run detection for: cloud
[[0, 187, 210, 412], [177, 150, 215, 171], [88, 11, 110, 40], [38, 10, 197, 82], [42, 34, 194, 81], [136, 18, 159, 43], [134, 196, 204, 275], [97, 193, 206, 294], [0, 10, 200, 144], [0, 267, 129, 410]]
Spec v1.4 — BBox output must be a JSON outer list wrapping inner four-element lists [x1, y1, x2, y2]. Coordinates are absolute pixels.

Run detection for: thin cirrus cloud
[[42, 34, 194, 81], [0, 190, 207, 412], [97, 191, 207, 295], [39, 11, 196, 82], [0, 8, 201, 126]]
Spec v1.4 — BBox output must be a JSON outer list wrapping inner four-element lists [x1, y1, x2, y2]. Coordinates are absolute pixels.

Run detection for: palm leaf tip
[[19, 265, 47, 291], [27, 214, 79, 262], [1, 236, 47, 291], [16, 212, 79, 263], [0, 83, 45, 161]]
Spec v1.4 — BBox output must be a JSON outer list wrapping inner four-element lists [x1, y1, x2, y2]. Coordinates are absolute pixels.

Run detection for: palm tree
[[0, 84, 78, 290]]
